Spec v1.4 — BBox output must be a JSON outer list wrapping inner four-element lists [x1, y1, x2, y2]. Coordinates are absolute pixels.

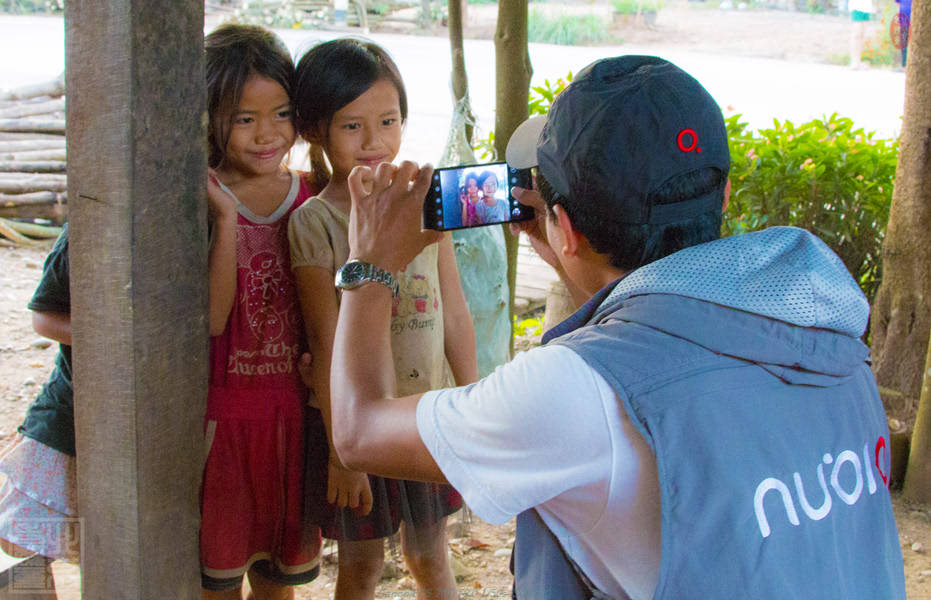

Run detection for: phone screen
[[423, 162, 533, 231]]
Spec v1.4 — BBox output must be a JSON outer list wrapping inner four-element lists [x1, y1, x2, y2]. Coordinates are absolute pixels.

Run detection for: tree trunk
[[0, 148, 66, 161], [0, 161, 65, 173], [446, 0, 510, 377], [890, 2, 931, 503], [869, 0, 931, 428], [0, 119, 65, 134], [0, 74, 64, 102], [0, 173, 67, 193], [0, 98, 65, 119], [494, 0, 532, 353], [447, 0, 473, 143], [905, 326, 931, 501]]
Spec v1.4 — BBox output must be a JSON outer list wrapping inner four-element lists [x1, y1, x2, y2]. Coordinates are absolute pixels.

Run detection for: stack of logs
[[0, 74, 66, 229]]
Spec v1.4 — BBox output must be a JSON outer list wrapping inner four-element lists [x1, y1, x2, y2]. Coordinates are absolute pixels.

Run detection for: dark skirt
[[303, 409, 463, 541]]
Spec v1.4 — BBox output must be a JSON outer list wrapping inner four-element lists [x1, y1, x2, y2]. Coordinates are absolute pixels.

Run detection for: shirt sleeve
[[416, 344, 615, 525], [288, 201, 335, 272], [28, 225, 70, 314]]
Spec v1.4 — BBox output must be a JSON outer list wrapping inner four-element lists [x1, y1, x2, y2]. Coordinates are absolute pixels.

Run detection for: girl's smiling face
[[482, 176, 498, 202], [321, 78, 403, 179], [221, 74, 294, 180], [466, 177, 479, 202]]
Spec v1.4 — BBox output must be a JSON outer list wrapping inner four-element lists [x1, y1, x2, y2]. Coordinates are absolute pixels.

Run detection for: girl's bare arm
[[32, 311, 71, 346], [436, 234, 478, 386], [207, 173, 238, 336], [295, 264, 374, 513]]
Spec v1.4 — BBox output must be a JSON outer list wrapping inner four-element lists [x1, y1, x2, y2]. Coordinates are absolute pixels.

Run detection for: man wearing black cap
[[326, 56, 905, 599]]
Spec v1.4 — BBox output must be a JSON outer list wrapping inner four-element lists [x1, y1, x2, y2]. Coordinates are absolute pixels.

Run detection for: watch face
[[338, 260, 367, 288]]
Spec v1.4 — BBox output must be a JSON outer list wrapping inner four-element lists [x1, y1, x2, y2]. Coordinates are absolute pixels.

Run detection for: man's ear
[[552, 204, 581, 258], [723, 178, 731, 213]]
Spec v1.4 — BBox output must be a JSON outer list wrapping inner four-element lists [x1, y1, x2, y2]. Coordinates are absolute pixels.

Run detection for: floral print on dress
[[0, 435, 79, 562]]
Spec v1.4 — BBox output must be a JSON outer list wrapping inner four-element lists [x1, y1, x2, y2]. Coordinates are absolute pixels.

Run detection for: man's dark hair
[[538, 167, 726, 271]]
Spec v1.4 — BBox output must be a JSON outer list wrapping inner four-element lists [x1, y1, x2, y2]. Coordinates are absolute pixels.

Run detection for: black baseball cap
[[506, 55, 730, 225]]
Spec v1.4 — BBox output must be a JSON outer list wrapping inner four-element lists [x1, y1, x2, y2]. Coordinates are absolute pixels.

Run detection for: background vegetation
[[479, 76, 898, 307]]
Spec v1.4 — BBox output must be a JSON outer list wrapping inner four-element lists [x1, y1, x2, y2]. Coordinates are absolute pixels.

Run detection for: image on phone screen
[[423, 162, 533, 231]]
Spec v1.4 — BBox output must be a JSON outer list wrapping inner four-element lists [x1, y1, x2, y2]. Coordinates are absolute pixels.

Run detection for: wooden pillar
[[65, 1, 206, 597]]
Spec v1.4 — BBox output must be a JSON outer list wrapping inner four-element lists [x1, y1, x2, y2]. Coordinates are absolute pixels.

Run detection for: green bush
[[0, 0, 62, 13], [725, 113, 897, 303], [611, 0, 661, 13], [477, 73, 897, 304], [861, 7, 900, 67], [528, 9, 609, 46]]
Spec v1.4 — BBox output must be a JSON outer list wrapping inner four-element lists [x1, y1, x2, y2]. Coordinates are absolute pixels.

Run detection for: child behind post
[[201, 23, 325, 599], [0, 225, 76, 597], [287, 38, 478, 600]]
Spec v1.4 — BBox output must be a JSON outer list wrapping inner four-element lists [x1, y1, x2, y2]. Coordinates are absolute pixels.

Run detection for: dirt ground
[[0, 2, 924, 597]]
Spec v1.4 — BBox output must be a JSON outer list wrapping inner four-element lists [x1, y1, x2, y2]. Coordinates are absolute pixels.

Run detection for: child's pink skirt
[[200, 388, 323, 591], [0, 434, 80, 563]]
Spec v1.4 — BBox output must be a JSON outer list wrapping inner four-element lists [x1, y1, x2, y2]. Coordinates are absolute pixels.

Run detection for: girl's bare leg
[[400, 519, 458, 600], [246, 567, 294, 600], [334, 538, 385, 600]]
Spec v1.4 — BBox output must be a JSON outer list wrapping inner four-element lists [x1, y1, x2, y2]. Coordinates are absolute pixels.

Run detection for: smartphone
[[423, 161, 533, 231]]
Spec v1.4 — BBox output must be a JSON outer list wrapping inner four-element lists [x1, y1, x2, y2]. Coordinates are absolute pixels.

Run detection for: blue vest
[[513, 281, 905, 600]]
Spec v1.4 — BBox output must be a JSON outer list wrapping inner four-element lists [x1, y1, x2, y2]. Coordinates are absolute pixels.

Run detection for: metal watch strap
[[361, 261, 399, 296], [337, 259, 400, 296]]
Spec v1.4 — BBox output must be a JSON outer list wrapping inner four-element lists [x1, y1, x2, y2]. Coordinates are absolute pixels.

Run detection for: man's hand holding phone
[[509, 186, 560, 270], [347, 161, 443, 274]]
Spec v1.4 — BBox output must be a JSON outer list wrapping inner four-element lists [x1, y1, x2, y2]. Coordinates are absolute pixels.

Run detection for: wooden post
[[66, 1, 206, 597]]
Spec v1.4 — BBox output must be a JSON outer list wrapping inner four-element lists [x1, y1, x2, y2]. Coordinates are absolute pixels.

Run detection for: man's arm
[[331, 282, 446, 482], [329, 161, 446, 482]]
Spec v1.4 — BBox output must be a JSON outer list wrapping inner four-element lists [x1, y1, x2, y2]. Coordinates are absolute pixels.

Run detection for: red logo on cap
[[677, 129, 701, 154]]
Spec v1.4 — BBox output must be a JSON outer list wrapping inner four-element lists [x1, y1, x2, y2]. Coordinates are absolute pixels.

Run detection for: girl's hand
[[327, 458, 374, 515], [297, 352, 314, 390], [207, 168, 237, 223]]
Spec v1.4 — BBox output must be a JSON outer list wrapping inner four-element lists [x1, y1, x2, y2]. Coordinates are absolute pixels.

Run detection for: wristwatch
[[335, 259, 399, 296]]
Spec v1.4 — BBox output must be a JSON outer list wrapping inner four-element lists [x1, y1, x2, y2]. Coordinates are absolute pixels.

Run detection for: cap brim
[[505, 115, 547, 169]]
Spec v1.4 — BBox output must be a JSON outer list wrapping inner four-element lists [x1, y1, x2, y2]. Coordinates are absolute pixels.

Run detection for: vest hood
[[590, 227, 871, 384]]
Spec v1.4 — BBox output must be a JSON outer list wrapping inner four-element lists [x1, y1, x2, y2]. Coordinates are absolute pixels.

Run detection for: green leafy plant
[[477, 70, 897, 304], [725, 113, 897, 303], [1, 0, 63, 13], [611, 0, 661, 13], [861, 8, 900, 67], [527, 9, 609, 46], [474, 73, 573, 160]]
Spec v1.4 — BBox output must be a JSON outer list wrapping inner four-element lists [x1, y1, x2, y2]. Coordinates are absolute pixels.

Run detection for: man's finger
[[512, 186, 545, 212], [410, 163, 434, 202], [390, 160, 419, 193], [347, 165, 374, 207], [375, 161, 398, 190]]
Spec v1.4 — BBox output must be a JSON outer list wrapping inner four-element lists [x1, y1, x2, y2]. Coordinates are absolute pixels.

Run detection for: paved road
[[0, 14, 907, 166]]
